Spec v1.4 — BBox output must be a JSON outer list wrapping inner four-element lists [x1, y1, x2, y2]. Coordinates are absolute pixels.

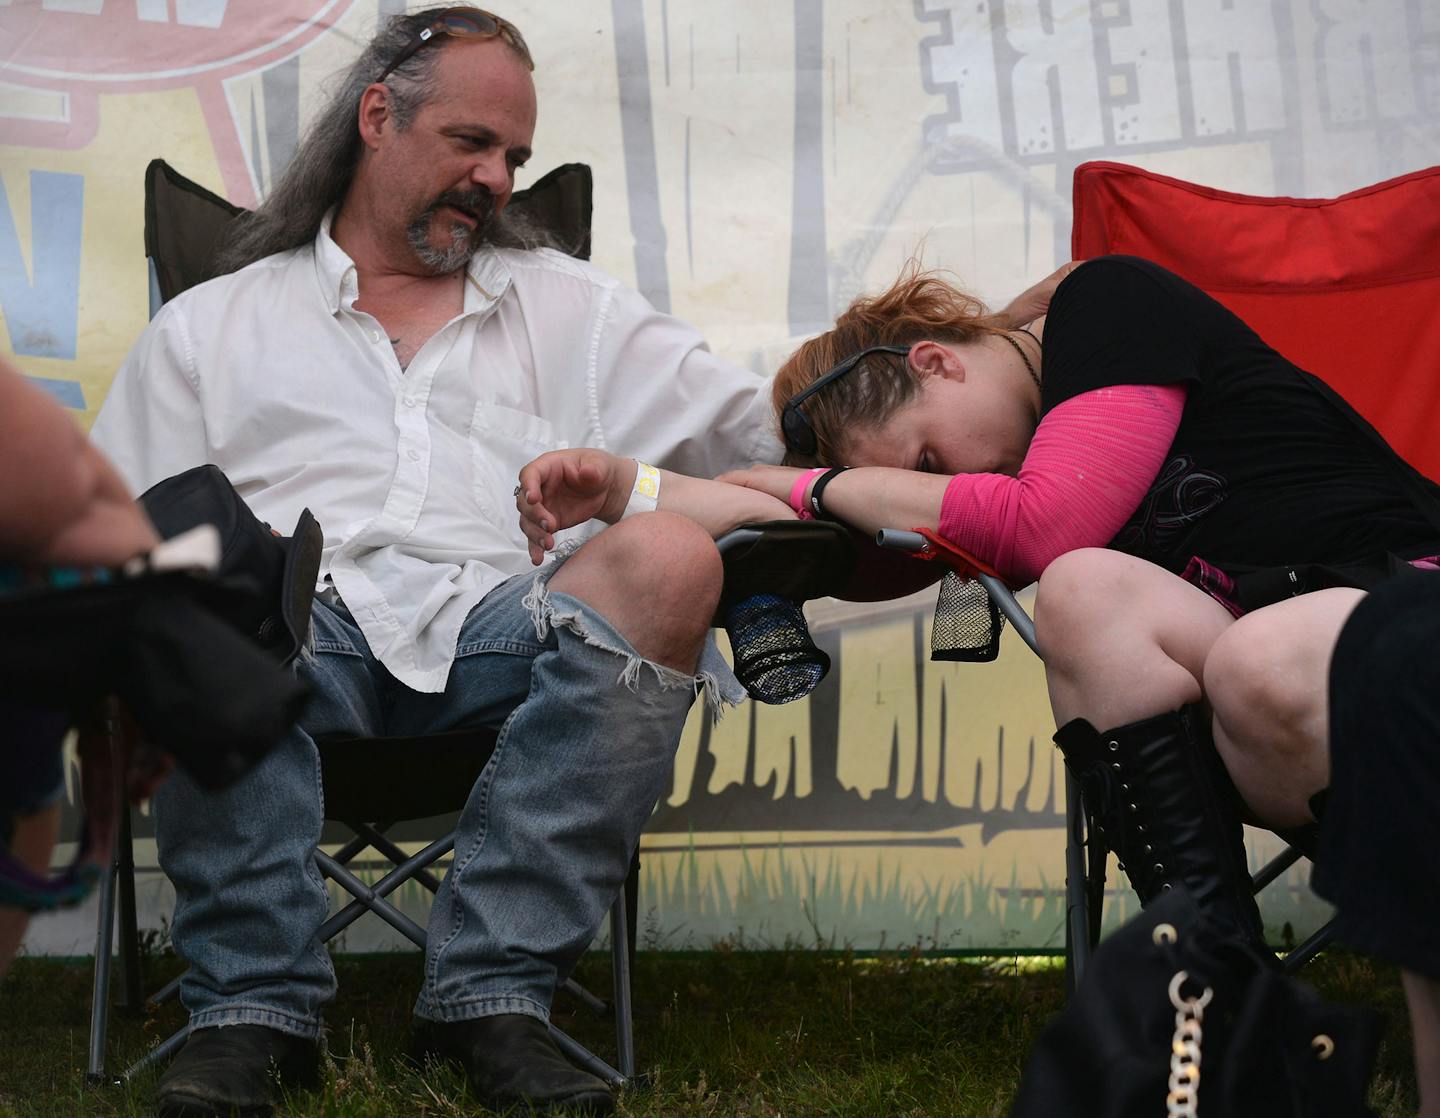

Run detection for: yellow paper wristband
[[621, 460, 661, 519]]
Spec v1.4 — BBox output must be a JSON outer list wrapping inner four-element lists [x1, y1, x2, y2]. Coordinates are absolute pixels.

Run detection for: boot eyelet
[[1138, 824, 1148, 833], [1161, 882, 1172, 891], [1144, 844, 1152, 854], [1111, 762, 1122, 772], [1128, 803, 1139, 813], [1117, 861, 1126, 871], [1153, 863, 1164, 874], [1121, 783, 1130, 791], [1107, 740, 1119, 751]]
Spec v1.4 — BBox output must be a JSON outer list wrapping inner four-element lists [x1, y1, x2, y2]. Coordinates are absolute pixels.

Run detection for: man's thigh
[[297, 598, 392, 741], [386, 572, 550, 738]]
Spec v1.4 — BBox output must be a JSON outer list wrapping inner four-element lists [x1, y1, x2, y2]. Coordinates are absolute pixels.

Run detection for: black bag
[[1011, 889, 1383, 1118], [0, 466, 321, 789], [139, 464, 321, 665]]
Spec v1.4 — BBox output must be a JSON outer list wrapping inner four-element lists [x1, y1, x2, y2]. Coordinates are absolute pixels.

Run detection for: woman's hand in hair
[[998, 260, 1082, 328]]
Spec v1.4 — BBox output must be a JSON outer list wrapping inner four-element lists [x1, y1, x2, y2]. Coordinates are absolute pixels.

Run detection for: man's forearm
[[599, 457, 794, 536]]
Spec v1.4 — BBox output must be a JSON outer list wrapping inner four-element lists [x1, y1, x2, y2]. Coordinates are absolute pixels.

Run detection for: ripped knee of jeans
[[522, 548, 744, 723]]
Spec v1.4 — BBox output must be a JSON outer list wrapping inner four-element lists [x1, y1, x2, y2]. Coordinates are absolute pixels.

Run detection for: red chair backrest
[[1070, 161, 1440, 480]]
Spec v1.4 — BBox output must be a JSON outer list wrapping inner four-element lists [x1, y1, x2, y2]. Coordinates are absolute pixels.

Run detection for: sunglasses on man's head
[[378, 7, 534, 83], [780, 344, 913, 457]]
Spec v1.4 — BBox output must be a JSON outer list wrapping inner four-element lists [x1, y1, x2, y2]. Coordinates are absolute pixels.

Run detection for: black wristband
[[808, 466, 850, 520]]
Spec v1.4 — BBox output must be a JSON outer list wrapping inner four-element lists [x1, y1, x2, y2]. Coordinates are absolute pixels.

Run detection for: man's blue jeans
[[154, 564, 738, 1038]]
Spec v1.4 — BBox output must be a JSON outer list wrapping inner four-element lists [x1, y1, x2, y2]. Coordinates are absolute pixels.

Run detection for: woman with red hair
[[712, 254, 1440, 948]]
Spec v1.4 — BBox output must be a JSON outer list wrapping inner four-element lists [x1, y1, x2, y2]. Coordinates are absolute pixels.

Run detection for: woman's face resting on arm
[[720, 264, 1048, 511]]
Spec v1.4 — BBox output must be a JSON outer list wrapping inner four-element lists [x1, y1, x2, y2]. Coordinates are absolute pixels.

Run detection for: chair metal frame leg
[[86, 841, 120, 1084], [1062, 770, 1093, 992], [87, 720, 146, 1086], [609, 865, 636, 1080]]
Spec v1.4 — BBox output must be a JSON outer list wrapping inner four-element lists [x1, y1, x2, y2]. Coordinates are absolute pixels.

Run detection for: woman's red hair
[[772, 262, 1010, 465]]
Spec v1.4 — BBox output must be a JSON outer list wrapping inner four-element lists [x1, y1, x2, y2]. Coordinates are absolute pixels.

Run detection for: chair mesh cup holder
[[723, 593, 830, 704], [929, 570, 1005, 662]]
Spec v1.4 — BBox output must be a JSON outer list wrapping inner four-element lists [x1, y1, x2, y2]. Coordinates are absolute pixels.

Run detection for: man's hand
[[517, 448, 633, 565], [998, 260, 1082, 328]]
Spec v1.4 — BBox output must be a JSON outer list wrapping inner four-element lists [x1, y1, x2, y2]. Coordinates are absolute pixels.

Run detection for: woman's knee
[[1204, 611, 1326, 754], [1033, 548, 1131, 658]]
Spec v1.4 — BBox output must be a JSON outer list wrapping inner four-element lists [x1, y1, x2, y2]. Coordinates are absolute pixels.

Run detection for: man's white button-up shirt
[[93, 215, 780, 692]]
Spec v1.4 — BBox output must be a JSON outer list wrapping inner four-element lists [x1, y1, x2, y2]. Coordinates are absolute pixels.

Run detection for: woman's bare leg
[[1402, 970, 1440, 1118], [1035, 548, 1235, 727], [1202, 588, 1365, 827], [1401, 966, 1440, 1118], [0, 803, 60, 979]]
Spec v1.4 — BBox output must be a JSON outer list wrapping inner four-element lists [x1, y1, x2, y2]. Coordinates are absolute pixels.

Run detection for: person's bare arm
[[0, 359, 159, 566], [996, 260, 1081, 328], [516, 448, 795, 565]]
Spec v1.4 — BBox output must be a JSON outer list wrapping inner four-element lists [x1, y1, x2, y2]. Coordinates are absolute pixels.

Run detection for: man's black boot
[[1053, 703, 1267, 947], [156, 1024, 320, 1118], [412, 1013, 615, 1115]]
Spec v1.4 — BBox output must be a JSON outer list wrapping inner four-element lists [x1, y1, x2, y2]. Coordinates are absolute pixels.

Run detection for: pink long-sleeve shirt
[[937, 383, 1188, 586]]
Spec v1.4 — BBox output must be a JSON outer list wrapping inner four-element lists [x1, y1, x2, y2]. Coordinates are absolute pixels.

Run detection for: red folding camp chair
[[1065, 160, 1440, 976], [886, 161, 1440, 988]]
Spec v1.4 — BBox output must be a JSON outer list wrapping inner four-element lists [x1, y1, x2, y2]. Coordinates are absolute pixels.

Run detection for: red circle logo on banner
[[0, 0, 356, 204]]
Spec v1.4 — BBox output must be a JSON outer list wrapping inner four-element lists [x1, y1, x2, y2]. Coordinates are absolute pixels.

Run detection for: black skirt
[[1312, 566, 1440, 979]]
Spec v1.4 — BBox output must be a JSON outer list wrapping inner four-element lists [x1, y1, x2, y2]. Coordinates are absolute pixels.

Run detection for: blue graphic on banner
[[0, 171, 85, 361], [24, 375, 86, 410]]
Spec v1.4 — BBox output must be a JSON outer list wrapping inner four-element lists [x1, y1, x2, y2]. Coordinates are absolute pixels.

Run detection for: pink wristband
[[789, 468, 827, 520]]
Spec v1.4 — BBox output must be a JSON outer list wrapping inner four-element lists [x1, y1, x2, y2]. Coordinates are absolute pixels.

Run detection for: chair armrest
[[713, 520, 857, 623], [875, 528, 1040, 656]]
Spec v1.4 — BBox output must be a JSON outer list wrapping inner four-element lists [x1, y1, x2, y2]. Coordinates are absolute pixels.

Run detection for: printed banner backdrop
[[5, 0, 1437, 955]]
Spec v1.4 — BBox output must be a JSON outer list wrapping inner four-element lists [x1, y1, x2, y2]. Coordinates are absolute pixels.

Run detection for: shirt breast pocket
[[468, 403, 566, 534]]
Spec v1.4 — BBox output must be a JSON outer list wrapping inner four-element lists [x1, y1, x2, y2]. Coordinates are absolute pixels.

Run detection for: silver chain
[[1165, 970, 1213, 1118]]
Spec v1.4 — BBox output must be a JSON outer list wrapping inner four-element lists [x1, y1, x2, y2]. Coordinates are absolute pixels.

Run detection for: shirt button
[[407, 448, 421, 462], [370, 329, 381, 343], [403, 396, 417, 408]]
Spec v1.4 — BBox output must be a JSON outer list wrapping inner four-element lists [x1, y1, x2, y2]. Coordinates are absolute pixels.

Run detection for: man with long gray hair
[[93, 7, 789, 1115]]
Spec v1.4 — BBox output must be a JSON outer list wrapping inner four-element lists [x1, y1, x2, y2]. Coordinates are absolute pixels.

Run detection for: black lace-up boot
[[1053, 703, 1267, 947]]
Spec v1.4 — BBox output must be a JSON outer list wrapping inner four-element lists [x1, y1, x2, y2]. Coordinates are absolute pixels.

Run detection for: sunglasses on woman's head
[[780, 344, 913, 457], [378, 7, 534, 83]]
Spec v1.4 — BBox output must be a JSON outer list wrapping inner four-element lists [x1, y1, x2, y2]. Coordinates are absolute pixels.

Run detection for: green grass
[[0, 948, 1419, 1116]]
